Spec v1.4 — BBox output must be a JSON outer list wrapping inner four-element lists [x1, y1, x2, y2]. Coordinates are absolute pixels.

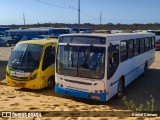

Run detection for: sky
[[0, 0, 160, 25]]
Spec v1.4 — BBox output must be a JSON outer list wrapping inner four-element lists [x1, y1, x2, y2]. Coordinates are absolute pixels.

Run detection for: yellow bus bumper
[[6, 76, 42, 89]]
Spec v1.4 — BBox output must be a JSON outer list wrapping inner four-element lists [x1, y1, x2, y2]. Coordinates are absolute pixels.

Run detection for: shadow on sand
[[13, 68, 160, 111]]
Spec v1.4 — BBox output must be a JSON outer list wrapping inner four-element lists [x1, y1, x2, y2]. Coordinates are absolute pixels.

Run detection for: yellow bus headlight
[[30, 73, 37, 80]]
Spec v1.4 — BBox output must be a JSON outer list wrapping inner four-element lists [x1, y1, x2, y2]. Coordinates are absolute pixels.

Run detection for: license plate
[[10, 71, 25, 77]]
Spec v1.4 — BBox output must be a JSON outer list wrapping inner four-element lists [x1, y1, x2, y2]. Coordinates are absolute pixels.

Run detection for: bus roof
[[60, 32, 155, 38], [18, 38, 58, 45]]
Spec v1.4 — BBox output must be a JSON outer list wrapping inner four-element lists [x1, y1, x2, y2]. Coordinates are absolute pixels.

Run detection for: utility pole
[[69, 0, 80, 31], [78, 0, 80, 31], [100, 11, 102, 25], [23, 13, 25, 25], [78, 0, 80, 25]]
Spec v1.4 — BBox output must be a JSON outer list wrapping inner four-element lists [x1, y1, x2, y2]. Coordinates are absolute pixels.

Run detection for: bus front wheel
[[47, 76, 55, 90], [117, 77, 124, 97]]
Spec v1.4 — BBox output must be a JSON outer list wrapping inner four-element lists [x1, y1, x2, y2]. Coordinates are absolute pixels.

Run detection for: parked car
[[155, 40, 160, 50], [0, 38, 7, 46]]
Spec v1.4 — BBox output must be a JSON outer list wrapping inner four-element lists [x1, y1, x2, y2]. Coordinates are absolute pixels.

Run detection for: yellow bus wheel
[[47, 76, 55, 89]]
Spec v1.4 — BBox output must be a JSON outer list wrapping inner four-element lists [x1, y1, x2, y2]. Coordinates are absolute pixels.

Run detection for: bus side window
[[128, 39, 134, 59], [149, 37, 152, 50], [120, 40, 127, 62], [107, 44, 119, 80], [152, 36, 155, 48], [42, 46, 55, 71], [134, 39, 140, 56], [145, 38, 150, 51], [140, 38, 145, 54], [150, 37, 155, 49]]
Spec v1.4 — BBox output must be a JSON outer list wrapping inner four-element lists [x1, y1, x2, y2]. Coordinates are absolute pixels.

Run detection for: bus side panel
[[106, 38, 155, 101], [39, 64, 55, 88], [145, 49, 155, 67]]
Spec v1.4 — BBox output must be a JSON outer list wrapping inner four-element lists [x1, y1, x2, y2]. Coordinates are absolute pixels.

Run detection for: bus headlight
[[30, 73, 37, 80], [95, 90, 98, 93], [99, 90, 103, 93]]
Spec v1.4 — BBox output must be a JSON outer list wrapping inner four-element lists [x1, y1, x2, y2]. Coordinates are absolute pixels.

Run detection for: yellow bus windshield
[[8, 44, 43, 71]]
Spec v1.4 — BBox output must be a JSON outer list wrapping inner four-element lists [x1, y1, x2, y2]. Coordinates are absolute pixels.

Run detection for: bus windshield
[[8, 44, 43, 70], [57, 45, 105, 79]]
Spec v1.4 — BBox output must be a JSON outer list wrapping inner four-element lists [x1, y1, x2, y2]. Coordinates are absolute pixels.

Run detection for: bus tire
[[117, 77, 125, 97], [142, 62, 148, 76], [47, 76, 55, 90]]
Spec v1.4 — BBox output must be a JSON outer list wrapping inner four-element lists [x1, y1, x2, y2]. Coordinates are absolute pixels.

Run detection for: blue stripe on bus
[[55, 85, 106, 102]]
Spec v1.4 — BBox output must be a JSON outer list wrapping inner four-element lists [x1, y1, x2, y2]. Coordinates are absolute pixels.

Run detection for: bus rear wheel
[[117, 77, 124, 97], [142, 62, 148, 76], [47, 77, 55, 90]]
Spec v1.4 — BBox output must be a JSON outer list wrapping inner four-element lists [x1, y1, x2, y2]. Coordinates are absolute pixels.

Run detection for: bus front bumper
[[6, 76, 41, 89], [55, 85, 106, 102]]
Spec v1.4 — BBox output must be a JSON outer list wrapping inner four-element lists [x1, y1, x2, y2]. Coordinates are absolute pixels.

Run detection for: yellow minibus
[[6, 38, 57, 89]]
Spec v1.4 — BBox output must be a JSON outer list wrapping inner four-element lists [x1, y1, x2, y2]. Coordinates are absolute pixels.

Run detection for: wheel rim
[[48, 80, 53, 87]]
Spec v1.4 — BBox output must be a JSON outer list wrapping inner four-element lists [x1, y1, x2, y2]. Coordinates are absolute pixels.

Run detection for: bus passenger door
[[40, 45, 56, 88], [106, 44, 120, 99]]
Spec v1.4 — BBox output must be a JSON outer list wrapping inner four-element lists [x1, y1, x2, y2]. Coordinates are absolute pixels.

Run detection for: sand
[[0, 46, 160, 120]]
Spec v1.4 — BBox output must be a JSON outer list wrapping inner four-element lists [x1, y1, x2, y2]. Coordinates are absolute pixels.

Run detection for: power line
[[35, 0, 98, 20], [35, 0, 70, 9]]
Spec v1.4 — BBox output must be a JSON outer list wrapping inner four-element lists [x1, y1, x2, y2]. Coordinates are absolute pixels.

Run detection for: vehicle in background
[[155, 40, 160, 50], [5, 36, 20, 46], [0, 38, 7, 46], [0, 27, 10, 45], [147, 30, 160, 41], [6, 38, 58, 89], [19, 35, 46, 42], [49, 28, 74, 37], [4, 28, 54, 45], [0, 27, 10, 35], [5, 28, 74, 43], [72, 28, 92, 33], [55, 33, 155, 102], [0, 27, 10, 31]]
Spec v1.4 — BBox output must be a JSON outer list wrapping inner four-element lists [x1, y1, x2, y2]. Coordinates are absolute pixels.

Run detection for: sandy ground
[[0, 46, 160, 120]]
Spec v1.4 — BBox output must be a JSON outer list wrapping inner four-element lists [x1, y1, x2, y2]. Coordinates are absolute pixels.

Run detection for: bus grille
[[10, 75, 28, 81], [64, 79, 92, 85]]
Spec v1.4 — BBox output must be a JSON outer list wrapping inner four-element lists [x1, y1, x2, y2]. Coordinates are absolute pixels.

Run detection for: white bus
[[55, 33, 155, 102]]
